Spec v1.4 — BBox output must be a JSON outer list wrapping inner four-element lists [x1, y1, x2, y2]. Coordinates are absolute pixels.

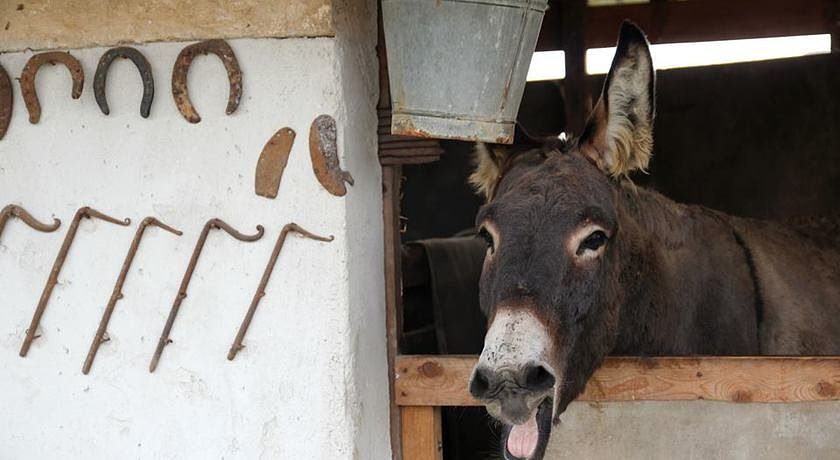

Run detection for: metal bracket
[[82, 217, 182, 375], [0, 204, 61, 243], [228, 223, 333, 360], [171, 39, 242, 123], [94, 46, 155, 118], [20, 51, 84, 124], [149, 218, 264, 372], [19, 207, 130, 357]]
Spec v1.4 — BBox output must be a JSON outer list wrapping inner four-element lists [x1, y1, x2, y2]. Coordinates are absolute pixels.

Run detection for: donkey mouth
[[501, 398, 553, 460]]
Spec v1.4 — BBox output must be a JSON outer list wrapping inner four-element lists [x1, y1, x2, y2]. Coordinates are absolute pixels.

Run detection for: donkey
[[467, 21, 840, 460]]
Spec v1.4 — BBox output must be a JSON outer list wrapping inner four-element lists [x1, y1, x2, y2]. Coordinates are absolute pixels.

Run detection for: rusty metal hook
[[94, 46, 155, 118], [149, 218, 264, 372], [171, 39, 242, 123], [82, 217, 182, 375], [19, 207, 130, 357], [20, 51, 84, 124], [0, 61, 12, 139], [228, 223, 333, 361], [310, 114, 354, 196], [0, 204, 61, 243]]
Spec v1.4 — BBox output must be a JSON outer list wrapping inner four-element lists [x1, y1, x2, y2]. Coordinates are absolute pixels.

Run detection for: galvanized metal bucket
[[382, 0, 548, 144]]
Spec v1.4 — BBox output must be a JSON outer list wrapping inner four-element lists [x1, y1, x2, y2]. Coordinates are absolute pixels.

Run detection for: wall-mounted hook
[[0, 204, 61, 243], [19, 207, 130, 357], [94, 46, 155, 118], [20, 51, 84, 124], [149, 218, 264, 372], [171, 39, 242, 123], [228, 223, 333, 361], [82, 217, 182, 375], [0, 62, 12, 139]]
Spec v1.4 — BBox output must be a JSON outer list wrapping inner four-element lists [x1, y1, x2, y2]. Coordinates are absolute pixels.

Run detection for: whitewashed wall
[[0, 18, 388, 459]]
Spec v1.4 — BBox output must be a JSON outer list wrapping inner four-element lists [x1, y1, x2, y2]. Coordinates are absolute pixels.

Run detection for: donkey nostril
[[469, 366, 493, 399], [523, 363, 556, 391]]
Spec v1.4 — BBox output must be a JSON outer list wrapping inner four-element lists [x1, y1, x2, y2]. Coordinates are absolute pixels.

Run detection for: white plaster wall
[[0, 33, 388, 459]]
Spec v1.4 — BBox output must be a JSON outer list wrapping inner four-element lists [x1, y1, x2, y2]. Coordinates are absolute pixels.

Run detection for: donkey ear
[[469, 142, 512, 200], [579, 21, 655, 178]]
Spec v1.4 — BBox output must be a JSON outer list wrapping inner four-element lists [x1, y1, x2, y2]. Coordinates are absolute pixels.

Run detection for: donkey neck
[[611, 182, 761, 355]]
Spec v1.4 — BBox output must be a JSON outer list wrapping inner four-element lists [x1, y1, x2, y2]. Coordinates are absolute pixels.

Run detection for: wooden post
[[562, 0, 590, 135], [401, 406, 443, 460]]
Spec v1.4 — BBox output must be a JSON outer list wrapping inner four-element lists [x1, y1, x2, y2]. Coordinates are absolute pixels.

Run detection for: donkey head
[[468, 22, 655, 460]]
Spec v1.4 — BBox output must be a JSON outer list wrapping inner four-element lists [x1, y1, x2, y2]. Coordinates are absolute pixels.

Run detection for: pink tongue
[[507, 413, 539, 459]]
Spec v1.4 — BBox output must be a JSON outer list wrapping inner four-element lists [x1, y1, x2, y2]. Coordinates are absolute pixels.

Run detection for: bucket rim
[[382, 0, 549, 13]]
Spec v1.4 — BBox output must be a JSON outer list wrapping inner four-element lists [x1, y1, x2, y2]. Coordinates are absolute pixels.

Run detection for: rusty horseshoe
[[20, 51, 84, 124], [0, 204, 61, 243], [19, 207, 130, 357], [0, 62, 11, 139], [310, 114, 354, 196], [82, 217, 182, 375], [149, 218, 264, 372], [94, 47, 155, 118], [171, 39, 242, 123], [228, 223, 333, 361]]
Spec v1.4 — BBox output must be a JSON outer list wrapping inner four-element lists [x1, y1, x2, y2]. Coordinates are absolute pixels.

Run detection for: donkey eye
[[577, 230, 608, 255], [477, 227, 495, 254]]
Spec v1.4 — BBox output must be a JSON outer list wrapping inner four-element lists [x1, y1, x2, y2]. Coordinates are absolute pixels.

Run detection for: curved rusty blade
[[309, 114, 354, 197], [228, 223, 333, 361], [171, 39, 242, 123], [94, 46, 155, 118], [0, 205, 61, 242], [19, 207, 131, 357], [83, 217, 182, 375], [0, 62, 12, 140], [149, 218, 264, 372], [255, 127, 296, 199], [20, 51, 84, 124]]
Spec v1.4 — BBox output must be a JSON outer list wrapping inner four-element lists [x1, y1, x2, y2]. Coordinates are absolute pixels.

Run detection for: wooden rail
[[396, 355, 840, 407]]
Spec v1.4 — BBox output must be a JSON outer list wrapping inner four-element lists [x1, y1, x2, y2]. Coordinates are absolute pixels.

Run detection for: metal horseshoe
[[19, 207, 130, 357], [20, 51, 84, 124], [0, 205, 61, 243], [171, 39, 242, 123], [94, 46, 155, 118], [0, 62, 12, 139], [83, 217, 182, 375], [228, 223, 333, 361], [149, 218, 264, 372]]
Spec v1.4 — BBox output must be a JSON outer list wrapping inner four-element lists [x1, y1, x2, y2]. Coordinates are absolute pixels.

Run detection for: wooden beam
[[536, 0, 836, 51], [395, 355, 840, 406], [561, 0, 590, 135], [383, 165, 405, 459], [401, 406, 443, 460]]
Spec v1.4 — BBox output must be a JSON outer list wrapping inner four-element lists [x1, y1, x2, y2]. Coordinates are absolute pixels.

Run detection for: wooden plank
[[382, 164, 405, 460], [536, 0, 835, 51], [0, 0, 333, 53], [401, 406, 443, 460], [395, 355, 840, 406]]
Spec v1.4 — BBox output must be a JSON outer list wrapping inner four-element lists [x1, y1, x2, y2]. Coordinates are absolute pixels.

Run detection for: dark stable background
[[400, 53, 840, 460]]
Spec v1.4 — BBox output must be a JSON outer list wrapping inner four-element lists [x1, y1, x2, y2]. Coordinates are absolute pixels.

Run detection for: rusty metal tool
[[149, 218, 264, 372], [255, 127, 295, 199], [310, 114, 354, 196], [20, 51, 84, 124], [227, 223, 333, 361], [0, 204, 61, 243], [0, 62, 11, 139], [82, 217, 182, 375], [94, 46, 155, 118], [19, 207, 131, 357], [171, 39, 242, 123]]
